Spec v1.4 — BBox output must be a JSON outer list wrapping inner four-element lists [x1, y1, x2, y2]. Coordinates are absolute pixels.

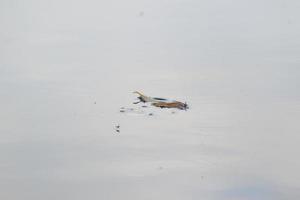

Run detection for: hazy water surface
[[1, 0, 300, 199]]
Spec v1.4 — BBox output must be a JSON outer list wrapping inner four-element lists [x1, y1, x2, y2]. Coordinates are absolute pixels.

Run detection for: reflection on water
[[220, 184, 277, 200], [1, 0, 300, 199]]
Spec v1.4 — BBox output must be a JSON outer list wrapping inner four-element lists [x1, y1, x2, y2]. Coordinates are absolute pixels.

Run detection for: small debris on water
[[119, 107, 126, 112], [118, 107, 146, 115], [115, 124, 120, 133], [148, 113, 153, 116]]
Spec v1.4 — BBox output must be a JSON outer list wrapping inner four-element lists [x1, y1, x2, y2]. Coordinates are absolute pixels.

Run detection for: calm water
[[1, 0, 300, 199]]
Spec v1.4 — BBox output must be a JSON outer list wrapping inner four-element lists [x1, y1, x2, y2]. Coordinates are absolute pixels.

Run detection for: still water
[[1, 0, 300, 199]]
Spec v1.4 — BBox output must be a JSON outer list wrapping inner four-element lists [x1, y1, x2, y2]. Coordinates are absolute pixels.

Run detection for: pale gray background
[[1, 0, 300, 199]]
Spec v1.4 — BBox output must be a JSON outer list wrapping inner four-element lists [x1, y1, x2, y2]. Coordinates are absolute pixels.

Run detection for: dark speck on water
[[115, 124, 120, 133]]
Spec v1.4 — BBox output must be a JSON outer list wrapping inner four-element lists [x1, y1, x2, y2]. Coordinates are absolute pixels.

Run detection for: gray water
[[1, 0, 300, 199]]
